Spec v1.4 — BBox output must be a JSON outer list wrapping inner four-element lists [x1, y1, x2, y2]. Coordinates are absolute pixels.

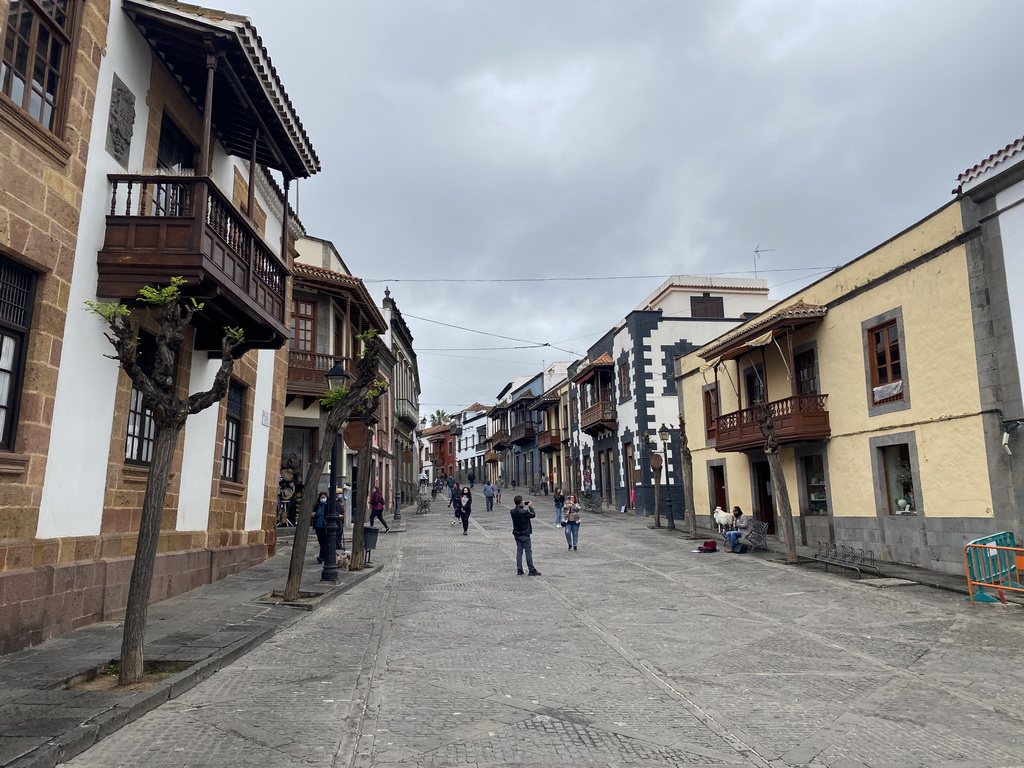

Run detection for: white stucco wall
[[176, 354, 220, 531], [37, 6, 154, 538], [244, 349, 276, 530]]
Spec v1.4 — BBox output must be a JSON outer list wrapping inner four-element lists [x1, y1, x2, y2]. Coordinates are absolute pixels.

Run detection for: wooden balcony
[[287, 352, 350, 399], [715, 394, 831, 452], [98, 174, 290, 351], [537, 429, 561, 453], [489, 429, 510, 450], [581, 399, 617, 435], [510, 422, 537, 445]]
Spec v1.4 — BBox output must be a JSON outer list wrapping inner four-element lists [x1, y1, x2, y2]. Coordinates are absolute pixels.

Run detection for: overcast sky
[[213, 0, 1024, 416]]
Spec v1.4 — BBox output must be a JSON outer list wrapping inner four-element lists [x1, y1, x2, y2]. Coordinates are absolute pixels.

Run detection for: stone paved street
[[68, 498, 1024, 768]]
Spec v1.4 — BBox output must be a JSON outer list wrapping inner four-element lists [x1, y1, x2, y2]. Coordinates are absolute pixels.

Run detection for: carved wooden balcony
[[537, 429, 561, 453], [489, 429, 510, 450], [510, 422, 537, 445], [98, 174, 290, 350], [580, 399, 617, 435], [715, 394, 830, 452], [287, 352, 350, 400]]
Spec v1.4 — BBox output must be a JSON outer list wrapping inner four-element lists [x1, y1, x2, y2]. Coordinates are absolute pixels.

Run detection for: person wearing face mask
[[312, 491, 329, 564]]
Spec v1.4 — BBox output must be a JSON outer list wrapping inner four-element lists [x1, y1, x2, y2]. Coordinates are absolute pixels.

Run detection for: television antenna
[[753, 244, 774, 278]]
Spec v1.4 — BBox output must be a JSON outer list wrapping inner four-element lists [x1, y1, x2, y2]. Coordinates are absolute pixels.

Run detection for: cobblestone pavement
[[68, 499, 1024, 768]]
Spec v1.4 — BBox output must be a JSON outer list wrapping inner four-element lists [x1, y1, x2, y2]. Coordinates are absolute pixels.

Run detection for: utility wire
[[365, 267, 828, 284]]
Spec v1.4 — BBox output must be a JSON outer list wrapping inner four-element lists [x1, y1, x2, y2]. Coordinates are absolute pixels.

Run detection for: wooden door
[[753, 460, 776, 534]]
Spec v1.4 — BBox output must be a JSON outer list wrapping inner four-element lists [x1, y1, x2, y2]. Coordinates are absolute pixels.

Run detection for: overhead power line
[[365, 267, 828, 284]]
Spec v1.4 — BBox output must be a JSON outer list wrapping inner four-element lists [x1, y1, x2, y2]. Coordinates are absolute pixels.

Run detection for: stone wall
[[0, 542, 268, 654]]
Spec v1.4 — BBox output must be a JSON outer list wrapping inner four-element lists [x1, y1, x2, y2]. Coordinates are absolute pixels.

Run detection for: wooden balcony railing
[[581, 399, 617, 434], [510, 422, 537, 444], [287, 352, 349, 397], [537, 429, 561, 452], [715, 394, 830, 452], [98, 174, 289, 350], [489, 429, 510, 449]]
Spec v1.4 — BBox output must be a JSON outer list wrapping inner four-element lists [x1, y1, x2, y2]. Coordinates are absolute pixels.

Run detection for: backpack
[[697, 540, 717, 553]]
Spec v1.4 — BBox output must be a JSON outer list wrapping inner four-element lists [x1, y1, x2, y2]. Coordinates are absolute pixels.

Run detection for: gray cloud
[[216, 0, 1024, 409]]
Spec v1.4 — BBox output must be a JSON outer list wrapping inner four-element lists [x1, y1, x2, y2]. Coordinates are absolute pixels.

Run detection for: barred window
[[125, 332, 157, 464], [2, 0, 78, 132], [221, 381, 244, 481], [0, 255, 35, 450]]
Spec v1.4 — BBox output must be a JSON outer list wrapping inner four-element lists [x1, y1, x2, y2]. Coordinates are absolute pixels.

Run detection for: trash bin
[[363, 525, 380, 564]]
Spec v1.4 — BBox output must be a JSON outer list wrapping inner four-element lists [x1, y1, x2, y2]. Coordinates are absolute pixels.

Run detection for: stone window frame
[[221, 380, 245, 482], [1, 0, 80, 135], [124, 331, 158, 466], [0, 253, 36, 451], [868, 430, 924, 518], [862, 307, 911, 416]]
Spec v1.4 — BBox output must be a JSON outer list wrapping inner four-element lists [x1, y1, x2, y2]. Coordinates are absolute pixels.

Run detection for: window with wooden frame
[[795, 349, 819, 396], [125, 331, 157, 465], [702, 384, 719, 441], [691, 295, 725, 318], [290, 299, 315, 352], [221, 381, 245, 482], [618, 363, 629, 398], [0, 255, 35, 451], [744, 365, 765, 407], [1, 0, 78, 132], [868, 319, 903, 403]]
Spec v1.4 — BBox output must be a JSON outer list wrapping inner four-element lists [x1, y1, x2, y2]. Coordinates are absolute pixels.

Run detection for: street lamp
[[657, 424, 675, 530], [322, 359, 350, 582]]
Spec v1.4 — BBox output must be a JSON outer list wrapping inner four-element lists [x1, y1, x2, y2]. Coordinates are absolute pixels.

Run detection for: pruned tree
[[679, 413, 698, 539], [753, 402, 799, 563], [86, 278, 244, 685], [429, 409, 450, 427], [283, 333, 388, 600]]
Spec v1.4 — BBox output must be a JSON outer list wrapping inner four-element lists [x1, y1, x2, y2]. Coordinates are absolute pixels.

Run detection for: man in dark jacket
[[510, 496, 541, 576]]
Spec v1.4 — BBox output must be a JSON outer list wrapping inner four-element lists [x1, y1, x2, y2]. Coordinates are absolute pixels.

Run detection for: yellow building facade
[[676, 201, 1019, 573]]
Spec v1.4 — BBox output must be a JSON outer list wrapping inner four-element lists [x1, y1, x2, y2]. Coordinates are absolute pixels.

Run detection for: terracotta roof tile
[[956, 135, 1024, 192]]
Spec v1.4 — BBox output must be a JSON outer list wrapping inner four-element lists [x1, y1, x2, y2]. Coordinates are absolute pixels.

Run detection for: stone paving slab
[[0, 530, 383, 768], [14, 499, 1024, 768]]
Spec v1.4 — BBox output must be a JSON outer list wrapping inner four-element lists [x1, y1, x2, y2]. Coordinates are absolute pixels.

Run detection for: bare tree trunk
[[349, 438, 373, 570], [679, 415, 698, 539], [283, 418, 337, 601], [755, 405, 799, 563], [282, 341, 387, 598], [119, 425, 179, 685]]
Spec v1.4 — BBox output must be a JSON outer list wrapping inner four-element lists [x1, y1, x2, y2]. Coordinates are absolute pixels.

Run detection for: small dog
[[713, 506, 732, 534], [337, 552, 350, 571]]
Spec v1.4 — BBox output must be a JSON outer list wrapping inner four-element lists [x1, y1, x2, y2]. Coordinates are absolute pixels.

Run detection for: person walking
[[510, 496, 540, 575], [468, 470, 475, 489], [450, 489, 464, 528], [483, 481, 495, 511], [562, 493, 582, 550], [368, 486, 390, 532], [312, 492, 329, 564], [725, 506, 749, 553], [458, 486, 473, 535], [495, 484, 502, 505], [553, 488, 565, 526]]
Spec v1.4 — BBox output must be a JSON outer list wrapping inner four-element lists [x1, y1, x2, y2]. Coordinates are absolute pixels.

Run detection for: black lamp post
[[658, 423, 675, 530], [321, 359, 350, 583]]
